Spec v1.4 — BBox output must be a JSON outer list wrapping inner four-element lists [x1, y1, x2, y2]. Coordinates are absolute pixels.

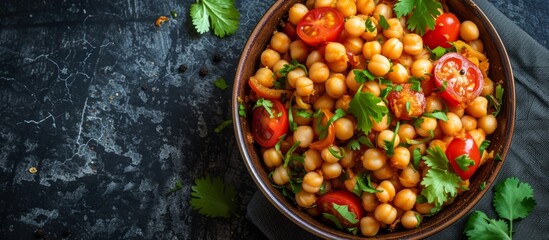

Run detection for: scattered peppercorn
[[178, 64, 187, 73], [141, 86, 148, 91], [213, 53, 223, 63], [199, 67, 208, 76]]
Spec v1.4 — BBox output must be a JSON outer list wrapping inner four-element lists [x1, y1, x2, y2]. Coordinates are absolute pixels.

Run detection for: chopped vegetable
[[190, 175, 238, 218], [190, 0, 240, 38]]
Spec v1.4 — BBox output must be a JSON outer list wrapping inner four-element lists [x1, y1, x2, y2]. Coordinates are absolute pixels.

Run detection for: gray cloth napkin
[[246, 1, 549, 239]]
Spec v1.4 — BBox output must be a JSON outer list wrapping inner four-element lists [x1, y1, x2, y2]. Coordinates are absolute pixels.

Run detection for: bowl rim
[[232, 0, 515, 239]]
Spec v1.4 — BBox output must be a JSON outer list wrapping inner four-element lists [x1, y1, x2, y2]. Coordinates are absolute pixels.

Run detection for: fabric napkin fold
[[246, 1, 549, 239]]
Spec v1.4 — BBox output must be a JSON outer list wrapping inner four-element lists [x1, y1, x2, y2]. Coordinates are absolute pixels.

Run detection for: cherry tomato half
[[433, 52, 484, 107], [317, 191, 364, 228], [387, 84, 426, 120], [446, 133, 481, 180], [422, 13, 460, 49], [251, 99, 289, 147], [296, 7, 344, 46]]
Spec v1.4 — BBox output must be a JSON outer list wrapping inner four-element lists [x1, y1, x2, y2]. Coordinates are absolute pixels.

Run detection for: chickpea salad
[[239, 0, 504, 236]]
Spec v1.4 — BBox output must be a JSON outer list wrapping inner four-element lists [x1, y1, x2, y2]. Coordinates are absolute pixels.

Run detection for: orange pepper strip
[[155, 16, 169, 27], [248, 76, 292, 100], [310, 109, 335, 150]]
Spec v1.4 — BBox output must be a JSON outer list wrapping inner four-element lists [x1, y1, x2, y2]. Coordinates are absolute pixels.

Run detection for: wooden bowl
[[232, 1, 515, 239]]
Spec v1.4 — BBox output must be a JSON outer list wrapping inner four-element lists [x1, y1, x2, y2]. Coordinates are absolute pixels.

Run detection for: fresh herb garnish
[[384, 122, 400, 157], [479, 140, 490, 156], [420, 146, 462, 212], [283, 141, 301, 167], [238, 102, 246, 117], [365, 18, 376, 32], [487, 84, 504, 116], [378, 15, 390, 30], [455, 154, 476, 171], [353, 69, 377, 83], [464, 177, 536, 240], [213, 77, 228, 90], [348, 85, 389, 135], [423, 110, 449, 121], [333, 203, 359, 224], [254, 98, 275, 118], [190, 0, 240, 38], [393, 0, 442, 35], [214, 119, 232, 133], [328, 146, 346, 159], [167, 179, 183, 194], [354, 173, 383, 196], [318, 108, 346, 139], [190, 175, 238, 218]]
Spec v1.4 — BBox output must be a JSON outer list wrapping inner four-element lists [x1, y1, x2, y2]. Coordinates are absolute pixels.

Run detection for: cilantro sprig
[[190, 0, 240, 38], [420, 146, 462, 212], [464, 177, 536, 240], [190, 175, 238, 218], [348, 85, 389, 135], [394, 0, 442, 35]]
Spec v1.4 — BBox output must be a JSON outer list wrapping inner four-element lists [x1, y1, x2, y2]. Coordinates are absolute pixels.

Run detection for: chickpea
[[398, 123, 417, 143], [469, 39, 484, 53], [335, 95, 353, 111], [449, 105, 465, 117], [295, 76, 315, 96], [399, 165, 421, 187], [294, 125, 314, 147], [361, 148, 387, 171], [345, 16, 366, 37], [321, 162, 343, 179], [391, 146, 411, 169], [372, 113, 390, 132], [402, 33, 424, 56], [401, 210, 422, 229], [270, 32, 292, 54], [478, 114, 498, 134], [361, 17, 378, 41], [360, 216, 380, 236], [368, 54, 391, 77], [254, 67, 274, 88], [321, 145, 342, 163], [361, 192, 379, 212], [302, 171, 324, 193], [343, 37, 364, 55], [272, 165, 290, 185], [362, 80, 381, 97], [396, 53, 414, 69], [337, 0, 357, 17], [287, 67, 307, 88], [313, 94, 335, 111], [290, 40, 309, 63], [381, 38, 404, 60], [461, 115, 478, 131], [465, 96, 488, 118], [460, 20, 480, 41], [394, 188, 417, 211], [325, 42, 348, 63], [288, 3, 308, 26], [413, 48, 431, 60], [260, 49, 281, 69], [306, 50, 325, 68], [373, 163, 394, 180], [339, 148, 355, 168], [303, 149, 322, 172], [309, 62, 330, 83], [411, 59, 433, 78], [415, 116, 437, 137], [386, 63, 409, 84], [292, 107, 313, 126], [272, 59, 289, 78], [334, 117, 354, 140], [325, 76, 347, 99], [482, 77, 494, 96], [373, 3, 393, 20], [362, 41, 382, 60], [429, 139, 448, 153], [314, 0, 336, 8], [357, 0, 375, 15], [415, 202, 435, 215], [263, 147, 282, 168], [383, 18, 404, 39], [327, 59, 348, 73], [346, 70, 362, 91], [468, 128, 486, 147], [425, 95, 444, 113], [374, 203, 397, 225], [376, 129, 400, 150], [440, 112, 463, 136], [295, 190, 317, 208], [375, 180, 396, 203]]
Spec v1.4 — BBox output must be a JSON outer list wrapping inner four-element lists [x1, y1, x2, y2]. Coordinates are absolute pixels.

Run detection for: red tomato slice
[[317, 191, 364, 228], [386, 84, 426, 120], [423, 13, 460, 49], [433, 52, 484, 107], [251, 99, 289, 147], [296, 7, 344, 46], [310, 109, 335, 150], [446, 133, 481, 180]]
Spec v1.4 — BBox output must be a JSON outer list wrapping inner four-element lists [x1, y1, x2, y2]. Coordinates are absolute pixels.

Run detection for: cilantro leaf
[[348, 90, 388, 135], [254, 98, 275, 118], [420, 146, 461, 210], [238, 103, 246, 117], [465, 211, 510, 240], [333, 203, 359, 224], [353, 69, 377, 83], [214, 119, 232, 133], [190, 0, 240, 38], [322, 213, 344, 230], [190, 175, 237, 218], [365, 18, 376, 32], [479, 140, 490, 156], [493, 177, 536, 221], [378, 15, 390, 30], [455, 154, 475, 171], [394, 0, 442, 35], [488, 84, 504, 116], [213, 77, 228, 90], [355, 173, 383, 196]]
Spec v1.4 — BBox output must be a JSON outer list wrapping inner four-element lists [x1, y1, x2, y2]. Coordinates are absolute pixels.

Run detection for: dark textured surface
[[0, 0, 546, 239]]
